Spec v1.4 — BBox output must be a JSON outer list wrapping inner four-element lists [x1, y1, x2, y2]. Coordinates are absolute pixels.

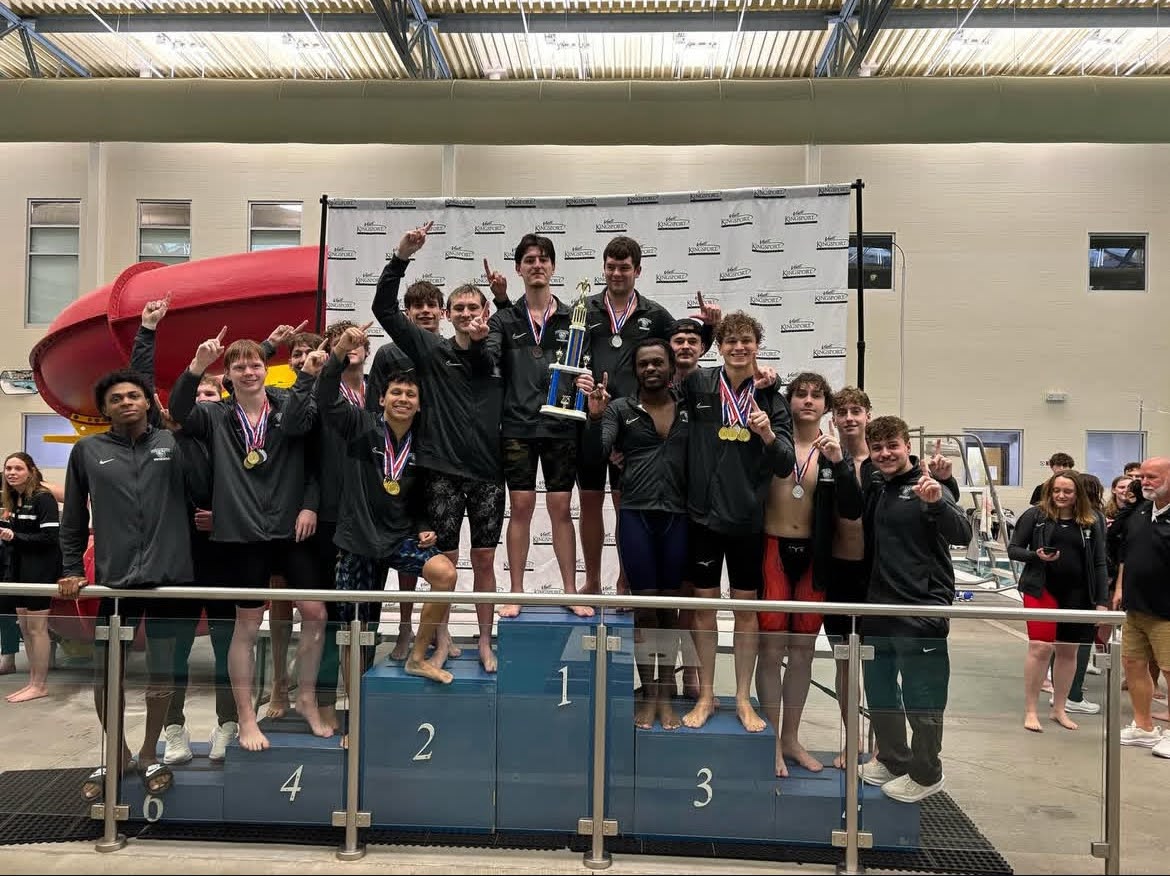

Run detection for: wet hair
[[632, 337, 675, 377], [785, 372, 834, 411], [866, 415, 910, 446], [446, 283, 488, 310], [715, 311, 764, 345], [404, 280, 443, 311], [93, 369, 150, 416], [513, 233, 556, 267], [381, 369, 421, 396], [833, 386, 872, 413], [1048, 452, 1075, 469], [223, 339, 266, 373], [1, 452, 47, 514], [1039, 470, 1096, 528], [603, 236, 642, 269], [290, 331, 323, 351]]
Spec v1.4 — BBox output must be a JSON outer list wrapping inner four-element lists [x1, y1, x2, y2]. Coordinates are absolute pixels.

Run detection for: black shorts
[[501, 437, 578, 493], [823, 557, 868, 641], [577, 425, 622, 492], [686, 521, 765, 595], [217, 539, 317, 609], [93, 592, 180, 681], [425, 472, 506, 552]]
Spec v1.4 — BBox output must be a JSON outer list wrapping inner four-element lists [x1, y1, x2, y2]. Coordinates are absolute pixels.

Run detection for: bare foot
[[782, 738, 824, 773], [682, 667, 701, 701], [265, 687, 290, 719], [5, 684, 47, 703], [569, 605, 595, 618], [497, 604, 521, 619], [736, 699, 767, 733], [634, 698, 657, 730], [658, 697, 681, 730], [833, 746, 863, 770], [340, 734, 349, 750], [1051, 711, 1079, 730], [319, 704, 340, 731], [238, 722, 271, 752], [479, 642, 497, 674], [775, 743, 789, 778], [435, 628, 461, 660], [1024, 713, 1043, 732], [390, 624, 414, 662], [405, 658, 453, 684], [682, 696, 718, 729], [296, 693, 335, 738], [428, 637, 450, 671]]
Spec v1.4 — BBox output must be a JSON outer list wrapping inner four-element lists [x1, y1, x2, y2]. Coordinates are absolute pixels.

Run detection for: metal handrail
[[0, 583, 1123, 627]]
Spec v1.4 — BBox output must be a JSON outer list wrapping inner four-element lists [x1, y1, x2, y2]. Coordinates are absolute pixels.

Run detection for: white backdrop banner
[[323, 184, 851, 597]]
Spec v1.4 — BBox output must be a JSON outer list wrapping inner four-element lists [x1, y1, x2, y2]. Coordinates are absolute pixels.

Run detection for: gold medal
[[737, 427, 751, 442], [718, 426, 731, 441], [384, 478, 400, 496], [243, 449, 261, 469]]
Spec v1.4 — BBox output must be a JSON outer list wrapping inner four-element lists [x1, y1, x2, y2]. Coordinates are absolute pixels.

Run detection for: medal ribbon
[[525, 297, 556, 345], [604, 291, 637, 337], [793, 440, 819, 485], [339, 381, 365, 409], [234, 399, 270, 452], [717, 369, 754, 429], [383, 424, 412, 484]]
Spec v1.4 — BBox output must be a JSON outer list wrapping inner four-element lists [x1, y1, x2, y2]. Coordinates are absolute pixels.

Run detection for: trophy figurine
[[540, 279, 592, 421]]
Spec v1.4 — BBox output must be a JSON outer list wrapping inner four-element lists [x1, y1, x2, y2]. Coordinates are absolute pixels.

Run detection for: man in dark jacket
[[858, 415, 972, 804]]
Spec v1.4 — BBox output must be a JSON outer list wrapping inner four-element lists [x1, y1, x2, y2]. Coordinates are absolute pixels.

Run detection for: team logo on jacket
[[328, 297, 357, 311], [474, 220, 506, 235], [750, 292, 784, 306], [535, 219, 567, 234], [784, 209, 818, 225], [757, 347, 782, 361], [555, 329, 570, 342], [657, 216, 690, 231], [505, 197, 537, 208], [752, 238, 785, 253], [636, 317, 652, 331], [753, 187, 787, 199], [721, 211, 754, 228], [356, 220, 387, 235], [781, 317, 815, 333], [444, 198, 475, 208], [719, 266, 751, 281], [815, 290, 848, 304], [354, 271, 380, 286], [783, 263, 817, 279], [689, 190, 722, 202], [419, 272, 446, 286], [383, 198, 417, 209], [444, 246, 475, 260], [627, 194, 659, 205], [688, 241, 720, 256], [327, 245, 357, 260], [818, 184, 851, 196], [595, 218, 628, 233], [149, 447, 172, 461], [565, 245, 597, 260], [566, 196, 598, 207], [816, 234, 849, 250], [813, 343, 847, 359], [658, 270, 689, 284]]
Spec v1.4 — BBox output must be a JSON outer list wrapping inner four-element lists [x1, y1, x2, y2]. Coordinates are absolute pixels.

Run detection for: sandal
[[81, 758, 137, 801], [138, 762, 174, 795]]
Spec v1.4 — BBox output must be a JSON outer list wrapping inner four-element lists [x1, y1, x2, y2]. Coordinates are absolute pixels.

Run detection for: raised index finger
[[315, 338, 328, 351], [215, 326, 228, 344], [292, 319, 309, 335], [360, 320, 374, 332], [696, 290, 705, 307], [421, 220, 434, 233], [934, 438, 942, 457]]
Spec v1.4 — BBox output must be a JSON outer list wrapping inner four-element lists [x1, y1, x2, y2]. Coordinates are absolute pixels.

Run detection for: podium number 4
[[414, 723, 436, 761], [281, 765, 305, 803], [694, 768, 713, 808]]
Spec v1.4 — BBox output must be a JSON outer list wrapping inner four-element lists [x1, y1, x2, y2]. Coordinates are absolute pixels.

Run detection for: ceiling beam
[[0, 3, 89, 76], [26, 7, 1170, 36], [815, 0, 895, 77]]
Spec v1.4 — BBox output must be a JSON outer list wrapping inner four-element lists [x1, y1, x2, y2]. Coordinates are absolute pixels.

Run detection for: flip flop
[[81, 758, 137, 801], [138, 762, 174, 795]]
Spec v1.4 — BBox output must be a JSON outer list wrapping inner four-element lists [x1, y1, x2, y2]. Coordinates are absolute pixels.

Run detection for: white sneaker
[[1086, 661, 1102, 676], [1120, 722, 1163, 748], [1152, 736, 1170, 759], [209, 721, 240, 762], [162, 723, 193, 765], [1048, 697, 1101, 715], [859, 759, 898, 787], [881, 773, 945, 803]]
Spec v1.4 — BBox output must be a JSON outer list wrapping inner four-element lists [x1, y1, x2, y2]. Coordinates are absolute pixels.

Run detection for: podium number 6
[[694, 768, 713, 808], [414, 722, 436, 761]]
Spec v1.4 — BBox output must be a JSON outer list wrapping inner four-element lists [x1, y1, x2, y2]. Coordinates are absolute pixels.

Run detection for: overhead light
[[946, 33, 989, 53], [483, 66, 506, 80]]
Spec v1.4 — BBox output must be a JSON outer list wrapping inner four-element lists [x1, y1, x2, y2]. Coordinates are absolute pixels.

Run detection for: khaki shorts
[[1121, 611, 1170, 670]]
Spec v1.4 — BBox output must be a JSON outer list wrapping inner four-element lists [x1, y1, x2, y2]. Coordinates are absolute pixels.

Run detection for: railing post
[[335, 617, 369, 860], [838, 629, 865, 874], [1103, 638, 1121, 875], [583, 619, 612, 869], [94, 611, 128, 852]]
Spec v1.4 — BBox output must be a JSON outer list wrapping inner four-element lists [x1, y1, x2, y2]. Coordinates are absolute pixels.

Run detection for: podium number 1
[[414, 722, 436, 761], [694, 768, 713, 808], [558, 665, 571, 707]]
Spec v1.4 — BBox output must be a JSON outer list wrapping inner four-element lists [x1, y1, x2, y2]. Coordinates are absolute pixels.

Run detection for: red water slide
[[30, 247, 322, 424]]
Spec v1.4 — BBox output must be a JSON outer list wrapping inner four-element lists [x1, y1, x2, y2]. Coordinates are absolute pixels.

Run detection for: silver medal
[[792, 484, 805, 499], [611, 335, 623, 349]]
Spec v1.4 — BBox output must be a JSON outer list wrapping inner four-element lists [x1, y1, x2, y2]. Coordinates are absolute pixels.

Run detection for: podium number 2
[[558, 665, 571, 707], [281, 765, 304, 803], [693, 768, 713, 808], [414, 723, 436, 761]]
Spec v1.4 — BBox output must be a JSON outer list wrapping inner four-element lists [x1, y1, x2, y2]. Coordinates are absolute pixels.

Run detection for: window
[[848, 233, 894, 290], [1085, 431, 1145, 484], [23, 413, 76, 470], [27, 200, 81, 324], [1089, 233, 1145, 291], [249, 201, 303, 251], [139, 200, 191, 265], [963, 429, 1021, 487]]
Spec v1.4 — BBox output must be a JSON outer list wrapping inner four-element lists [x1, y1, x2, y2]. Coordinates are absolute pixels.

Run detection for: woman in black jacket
[[1009, 471, 1108, 732], [0, 453, 62, 703]]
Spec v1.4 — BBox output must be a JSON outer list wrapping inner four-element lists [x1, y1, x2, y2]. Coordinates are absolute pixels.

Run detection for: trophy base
[[540, 405, 587, 422]]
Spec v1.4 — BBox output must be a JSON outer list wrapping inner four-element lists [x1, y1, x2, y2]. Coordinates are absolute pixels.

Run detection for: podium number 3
[[694, 768, 713, 808], [414, 722, 436, 761], [558, 665, 571, 707]]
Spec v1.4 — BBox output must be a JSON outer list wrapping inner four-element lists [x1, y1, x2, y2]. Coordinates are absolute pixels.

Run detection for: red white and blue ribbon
[[384, 424, 412, 483], [234, 399, 270, 451], [718, 369, 754, 429], [604, 291, 637, 336]]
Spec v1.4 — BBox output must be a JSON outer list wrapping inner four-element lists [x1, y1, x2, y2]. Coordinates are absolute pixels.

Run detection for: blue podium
[[361, 654, 497, 831], [121, 742, 224, 824], [222, 726, 345, 825]]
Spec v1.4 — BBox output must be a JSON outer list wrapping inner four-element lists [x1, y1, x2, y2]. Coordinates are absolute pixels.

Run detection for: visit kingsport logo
[[721, 211, 754, 228], [719, 266, 751, 281], [818, 184, 851, 196], [781, 317, 815, 333], [752, 238, 784, 253], [595, 218, 628, 233], [815, 290, 848, 304], [657, 216, 690, 231], [753, 187, 787, 199], [565, 245, 597, 260], [327, 245, 356, 260], [354, 271, 380, 286], [816, 234, 849, 250], [419, 272, 446, 287], [750, 292, 784, 306], [445, 246, 476, 261], [383, 199, 417, 209], [657, 270, 689, 284], [627, 194, 659, 205], [783, 263, 817, 279], [328, 198, 358, 209], [757, 347, 782, 361], [689, 190, 722, 202], [505, 197, 537, 208], [813, 343, 847, 359], [356, 220, 387, 235], [686, 293, 718, 308], [444, 198, 475, 208], [328, 296, 356, 311], [566, 197, 598, 207], [536, 219, 567, 234], [640, 245, 659, 257], [784, 209, 819, 225], [474, 220, 506, 235], [688, 241, 720, 256]]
